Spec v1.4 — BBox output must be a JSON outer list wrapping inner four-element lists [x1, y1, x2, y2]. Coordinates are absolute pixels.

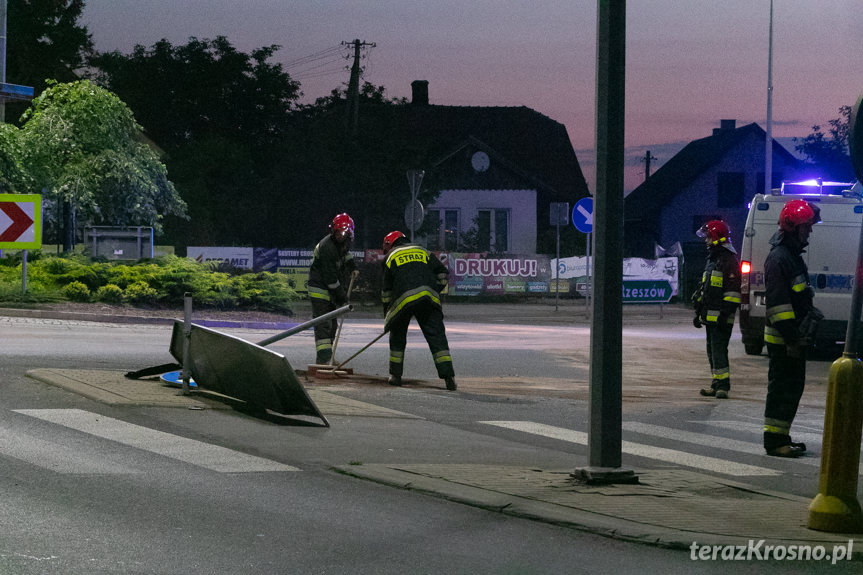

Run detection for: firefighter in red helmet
[[381, 230, 457, 391], [307, 213, 358, 364], [762, 199, 822, 457], [692, 220, 741, 399]]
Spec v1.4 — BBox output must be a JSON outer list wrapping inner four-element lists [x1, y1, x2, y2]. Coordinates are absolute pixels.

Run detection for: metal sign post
[[550, 202, 569, 311]]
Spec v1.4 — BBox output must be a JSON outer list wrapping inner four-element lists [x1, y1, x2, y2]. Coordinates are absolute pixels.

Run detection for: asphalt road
[[0, 312, 856, 574]]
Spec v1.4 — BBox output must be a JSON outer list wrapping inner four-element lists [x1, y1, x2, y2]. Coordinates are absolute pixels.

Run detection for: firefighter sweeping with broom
[[308, 213, 358, 365], [381, 231, 457, 391]]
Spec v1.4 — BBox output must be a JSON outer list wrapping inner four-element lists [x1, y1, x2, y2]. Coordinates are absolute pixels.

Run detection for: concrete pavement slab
[[336, 463, 862, 557], [26, 368, 218, 408], [25, 369, 419, 419]]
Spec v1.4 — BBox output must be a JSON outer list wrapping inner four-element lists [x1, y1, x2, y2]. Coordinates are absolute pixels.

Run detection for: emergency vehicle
[[739, 179, 863, 355]]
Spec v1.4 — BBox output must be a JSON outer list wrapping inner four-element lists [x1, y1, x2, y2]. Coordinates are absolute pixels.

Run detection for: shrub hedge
[[0, 253, 299, 312]]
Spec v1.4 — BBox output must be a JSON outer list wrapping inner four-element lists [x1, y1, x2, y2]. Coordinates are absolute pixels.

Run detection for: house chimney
[[411, 80, 429, 106], [713, 119, 737, 135]]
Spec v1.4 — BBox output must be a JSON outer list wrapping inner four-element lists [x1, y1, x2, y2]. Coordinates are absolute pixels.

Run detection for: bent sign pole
[[0, 194, 42, 293]]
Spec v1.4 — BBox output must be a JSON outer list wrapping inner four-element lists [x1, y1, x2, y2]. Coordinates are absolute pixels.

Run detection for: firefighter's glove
[[692, 316, 703, 329], [333, 288, 348, 306]]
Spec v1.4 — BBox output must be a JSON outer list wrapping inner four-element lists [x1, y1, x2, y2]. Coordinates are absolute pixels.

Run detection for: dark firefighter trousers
[[311, 297, 338, 364], [764, 341, 807, 450], [388, 302, 454, 379], [705, 322, 733, 392]]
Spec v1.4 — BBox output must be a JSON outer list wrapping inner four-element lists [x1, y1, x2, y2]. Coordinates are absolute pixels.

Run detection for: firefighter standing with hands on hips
[[380, 231, 457, 391], [692, 220, 741, 399], [762, 199, 823, 458], [308, 213, 358, 365]]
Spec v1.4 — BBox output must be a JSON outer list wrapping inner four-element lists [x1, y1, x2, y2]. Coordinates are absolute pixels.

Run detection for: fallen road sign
[[0, 194, 42, 249]]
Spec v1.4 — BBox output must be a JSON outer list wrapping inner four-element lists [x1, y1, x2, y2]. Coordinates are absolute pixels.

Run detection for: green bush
[[95, 283, 124, 303], [124, 281, 158, 304], [0, 254, 300, 312], [62, 281, 91, 302]]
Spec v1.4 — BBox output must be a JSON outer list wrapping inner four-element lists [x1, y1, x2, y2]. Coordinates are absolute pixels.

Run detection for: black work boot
[[766, 444, 805, 458], [388, 375, 402, 386], [699, 387, 716, 397], [445, 377, 457, 391]]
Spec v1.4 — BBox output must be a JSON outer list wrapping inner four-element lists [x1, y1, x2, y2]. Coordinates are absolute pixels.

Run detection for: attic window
[[717, 172, 744, 207]]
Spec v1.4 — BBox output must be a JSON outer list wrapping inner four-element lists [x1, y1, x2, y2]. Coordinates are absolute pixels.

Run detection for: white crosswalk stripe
[[13, 409, 298, 473], [0, 422, 138, 474], [623, 422, 819, 467], [480, 420, 783, 477], [697, 419, 825, 446]]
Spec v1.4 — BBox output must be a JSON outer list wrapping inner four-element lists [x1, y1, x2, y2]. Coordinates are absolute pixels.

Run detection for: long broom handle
[[330, 274, 355, 364], [335, 330, 387, 370]]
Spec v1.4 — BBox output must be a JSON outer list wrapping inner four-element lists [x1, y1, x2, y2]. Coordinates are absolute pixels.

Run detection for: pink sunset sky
[[82, 1, 863, 193]]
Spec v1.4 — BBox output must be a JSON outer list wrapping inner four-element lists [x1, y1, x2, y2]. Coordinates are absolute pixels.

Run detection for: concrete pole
[[573, 0, 635, 484]]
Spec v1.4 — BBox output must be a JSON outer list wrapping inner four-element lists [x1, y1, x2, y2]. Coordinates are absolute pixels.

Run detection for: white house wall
[[429, 189, 536, 253]]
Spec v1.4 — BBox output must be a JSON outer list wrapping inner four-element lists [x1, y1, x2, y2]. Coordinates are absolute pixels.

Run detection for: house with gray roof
[[402, 81, 590, 254], [624, 119, 804, 259]]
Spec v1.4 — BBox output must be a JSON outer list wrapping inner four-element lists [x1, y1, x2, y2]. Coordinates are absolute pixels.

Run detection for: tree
[[795, 105, 855, 181], [0, 123, 33, 193], [4, 0, 94, 124], [91, 37, 302, 247], [20, 80, 186, 247]]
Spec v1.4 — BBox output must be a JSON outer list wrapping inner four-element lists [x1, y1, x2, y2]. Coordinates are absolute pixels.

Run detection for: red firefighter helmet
[[696, 220, 731, 245], [329, 213, 355, 239], [382, 230, 406, 254], [778, 200, 820, 232]]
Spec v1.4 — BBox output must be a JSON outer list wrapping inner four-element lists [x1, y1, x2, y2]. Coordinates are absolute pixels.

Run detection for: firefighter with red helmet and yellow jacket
[[762, 199, 822, 458], [692, 220, 741, 399], [381, 231, 457, 391], [308, 213, 358, 365]]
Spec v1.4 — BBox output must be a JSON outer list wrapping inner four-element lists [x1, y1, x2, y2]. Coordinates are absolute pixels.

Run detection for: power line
[[283, 45, 344, 69]]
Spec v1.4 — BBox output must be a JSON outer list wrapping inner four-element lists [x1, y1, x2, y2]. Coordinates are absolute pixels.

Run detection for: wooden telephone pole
[[342, 39, 375, 138]]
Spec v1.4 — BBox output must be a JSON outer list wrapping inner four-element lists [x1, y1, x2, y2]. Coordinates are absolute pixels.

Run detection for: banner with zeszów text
[[552, 255, 679, 297]]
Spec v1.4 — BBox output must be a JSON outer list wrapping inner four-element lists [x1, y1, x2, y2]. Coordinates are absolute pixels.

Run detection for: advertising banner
[[191, 246, 561, 298], [552, 255, 680, 297], [187, 246, 254, 269], [446, 253, 552, 296]]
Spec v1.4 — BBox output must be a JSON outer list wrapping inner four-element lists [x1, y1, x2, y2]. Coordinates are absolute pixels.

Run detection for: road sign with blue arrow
[[572, 197, 594, 233]]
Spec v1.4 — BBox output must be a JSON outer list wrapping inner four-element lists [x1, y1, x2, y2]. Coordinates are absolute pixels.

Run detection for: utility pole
[[642, 150, 656, 181], [342, 38, 375, 138]]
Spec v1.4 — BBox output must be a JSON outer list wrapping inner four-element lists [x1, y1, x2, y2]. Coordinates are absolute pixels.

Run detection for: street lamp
[[764, 0, 774, 195]]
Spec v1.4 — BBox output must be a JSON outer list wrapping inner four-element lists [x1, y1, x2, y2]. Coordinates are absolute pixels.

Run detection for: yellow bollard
[[808, 353, 863, 532]]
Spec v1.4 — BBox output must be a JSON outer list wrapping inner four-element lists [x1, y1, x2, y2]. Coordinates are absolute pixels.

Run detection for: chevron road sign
[[0, 194, 42, 249]]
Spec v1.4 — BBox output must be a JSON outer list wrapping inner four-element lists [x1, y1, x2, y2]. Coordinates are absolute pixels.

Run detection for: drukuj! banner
[[444, 253, 553, 295]]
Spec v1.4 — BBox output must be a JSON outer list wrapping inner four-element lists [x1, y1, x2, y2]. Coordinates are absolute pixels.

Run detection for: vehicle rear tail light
[[741, 261, 751, 274]]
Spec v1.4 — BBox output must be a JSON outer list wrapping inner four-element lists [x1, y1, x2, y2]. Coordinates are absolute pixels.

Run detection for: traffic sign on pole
[[572, 197, 594, 233], [622, 280, 672, 303], [0, 194, 42, 249]]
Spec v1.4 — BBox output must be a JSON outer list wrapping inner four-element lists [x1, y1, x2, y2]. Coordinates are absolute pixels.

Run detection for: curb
[[0, 307, 298, 331]]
